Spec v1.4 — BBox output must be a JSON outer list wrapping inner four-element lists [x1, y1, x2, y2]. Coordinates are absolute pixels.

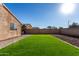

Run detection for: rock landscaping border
[[54, 34, 79, 47]]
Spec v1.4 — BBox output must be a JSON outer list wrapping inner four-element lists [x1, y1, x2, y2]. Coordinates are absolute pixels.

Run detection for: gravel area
[[0, 35, 30, 49], [54, 34, 79, 47]]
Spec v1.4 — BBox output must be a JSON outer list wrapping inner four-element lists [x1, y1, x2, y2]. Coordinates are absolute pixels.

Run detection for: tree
[[32, 27, 40, 29], [59, 27, 63, 29], [21, 24, 26, 34], [69, 22, 79, 28], [47, 26, 57, 29], [47, 26, 52, 29]]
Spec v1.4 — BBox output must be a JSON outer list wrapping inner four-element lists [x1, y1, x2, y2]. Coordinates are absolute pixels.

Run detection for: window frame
[[10, 23, 17, 30]]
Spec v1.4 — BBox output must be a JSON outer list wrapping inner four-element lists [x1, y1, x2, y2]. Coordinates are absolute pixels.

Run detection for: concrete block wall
[[25, 29, 60, 34], [60, 28, 79, 37]]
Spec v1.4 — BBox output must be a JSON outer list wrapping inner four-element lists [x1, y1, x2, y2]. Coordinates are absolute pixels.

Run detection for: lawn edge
[[0, 35, 31, 49], [53, 35, 79, 49]]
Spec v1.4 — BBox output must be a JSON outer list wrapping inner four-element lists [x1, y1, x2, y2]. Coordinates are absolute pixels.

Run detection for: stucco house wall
[[0, 4, 22, 40]]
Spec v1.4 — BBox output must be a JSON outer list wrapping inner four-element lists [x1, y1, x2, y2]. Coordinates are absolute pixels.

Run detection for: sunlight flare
[[60, 3, 76, 15]]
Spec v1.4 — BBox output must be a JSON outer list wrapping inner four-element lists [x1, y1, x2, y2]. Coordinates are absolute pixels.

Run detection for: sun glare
[[60, 3, 76, 15]]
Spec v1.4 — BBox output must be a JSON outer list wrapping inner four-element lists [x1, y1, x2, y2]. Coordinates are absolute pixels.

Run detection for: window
[[10, 23, 17, 30]]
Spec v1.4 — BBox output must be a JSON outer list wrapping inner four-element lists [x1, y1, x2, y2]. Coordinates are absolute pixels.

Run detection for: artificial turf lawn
[[0, 35, 79, 56]]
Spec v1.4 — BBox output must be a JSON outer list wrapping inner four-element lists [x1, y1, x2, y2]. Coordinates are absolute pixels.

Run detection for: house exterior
[[24, 24, 32, 29], [0, 4, 22, 40]]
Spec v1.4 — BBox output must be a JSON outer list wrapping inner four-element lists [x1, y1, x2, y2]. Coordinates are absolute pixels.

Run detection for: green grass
[[0, 35, 79, 56]]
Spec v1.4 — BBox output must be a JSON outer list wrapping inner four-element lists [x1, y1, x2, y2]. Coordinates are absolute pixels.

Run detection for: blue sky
[[5, 3, 79, 28]]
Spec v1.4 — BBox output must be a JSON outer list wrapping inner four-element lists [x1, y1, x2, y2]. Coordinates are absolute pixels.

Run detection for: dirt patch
[[54, 34, 79, 47]]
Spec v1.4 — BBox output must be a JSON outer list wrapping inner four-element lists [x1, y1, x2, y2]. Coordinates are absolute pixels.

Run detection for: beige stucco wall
[[0, 5, 21, 40]]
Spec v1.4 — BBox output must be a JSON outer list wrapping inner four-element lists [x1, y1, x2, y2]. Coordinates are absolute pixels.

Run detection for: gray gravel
[[54, 34, 79, 47]]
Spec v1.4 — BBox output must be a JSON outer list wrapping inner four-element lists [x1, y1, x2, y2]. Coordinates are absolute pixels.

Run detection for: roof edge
[[2, 3, 22, 25]]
